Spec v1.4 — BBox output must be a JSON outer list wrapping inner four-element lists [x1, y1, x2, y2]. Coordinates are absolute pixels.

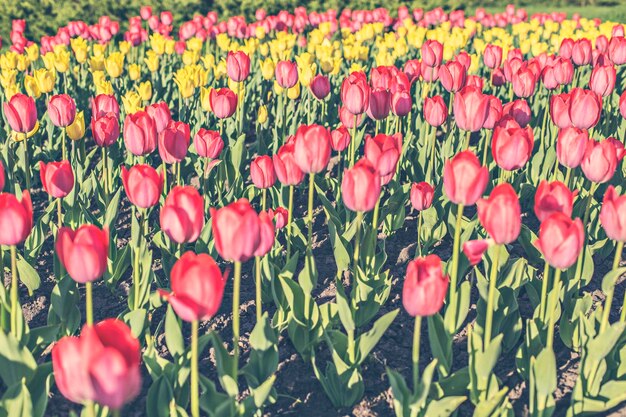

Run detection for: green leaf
[[146, 376, 174, 417], [16, 254, 41, 294], [0, 331, 37, 387], [357, 309, 398, 364], [1, 380, 32, 417], [165, 305, 185, 357]]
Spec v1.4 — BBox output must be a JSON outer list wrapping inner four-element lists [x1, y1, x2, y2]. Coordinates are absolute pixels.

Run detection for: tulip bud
[[3, 93, 37, 133], [92, 113, 120, 147], [491, 123, 534, 171], [0, 190, 33, 245], [410, 182, 434, 211], [210, 199, 261, 262], [443, 150, 489, 206], [160, 186, 205, 244], [364, 133, 402, 177], [453, 86, 489, 132], [66, 111, 86, 141], [275, 60, 298, 89], [483, 44, 503, 69], [330, 126, 351, 152], [56, 224, 109, 283], [423, 96, 447, 127], [581, 138, 619, 184], [476, 183, 521, 244], [146, 102, 172, 134], [341, 159, 381, 213], [269, 207, 288, 229], [402, 255, 449, 317], [158, 120, 190, 164], [534, 180, 576, 222], [600, 186, 626, 242], [439, 61, 467, 93], [535, 213, 584, 270], [556, 127, 588, 169], [569, 88, 602, 130], [367, 88, 391, 120], [254, 211, 275, 257], [293, 124, 332, 174], [391, 89, 412, 117], [121, 164, 164, 209], [310, 74, 330, 100], [226, 51, 251, 82], [340, 71, 370, 115], [421, 40, 443, 67], [463, 239, 493, 266], [91, 94, 120, 119], [123, 110, 158, 156], [48, 94, 76, 127], [250, 155, 276, 189], [39, 160, 74, 199], [194, 129, 223, 159], [209, 88, 238, 119], [549, 93, 572, 129], [273, 139, 305, 186]]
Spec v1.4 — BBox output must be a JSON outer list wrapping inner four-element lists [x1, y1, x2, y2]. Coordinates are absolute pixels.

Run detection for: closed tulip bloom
[[581, 138, 619, 184], [554, 57, 574, 86], [226, 50, 251, 82], [92, 113, 119, 147], [341, 159, 381, 212], [123, 110, 158, 156], [146, 102, 172, 133], [463, 239, 493, 266], [556, 127, 589, 168], [491, 124, 534, 171], [607, 136, 626, 161], [158, 120, 190, 164], [160, 186, 205, 244], [254, 211, 275, 257], [121, 164, 164, 208], [443, 150, 489, 206], [367, 88, 391, 120], [159, 252, 226, 322], [423, 96, 448, 127], [273, 139, 305, 185], [439, 61, 466, 93], [572, 39, 592, 66], [569, 88, 602, 130], [364, 133, 402, 177], [559, 38, 575, 59], [39, 160, 74, 199], [391, 89, 412, 117], [483, 44, 503, 69], [535, 213, 585, 270], [56, 224, 109, 283], [476, 183, 521, 244], [91, 94, 120, 119], [492, 68, 506, 87], [340, 71, 370, 115], [209, 88, 238, 119], [410, 182, 434, 211], [275, 61, 298, 89], [534, 180, 576, 222], [310, 74, 330, 100], [250, 155, 276, 189], [48, 94, 76, 127], [600, 186, 626, 242], [549, 93, 572, 128], [589, 64, 616, 97], [0, 190, 33, 246], [330, 126, 351, 152], [420, 62, 439, 83], [512, 66, 537, 98], [339, 105, 364, 128], [403, 59, 421, 84], [52, 319, 141, 410], [502, 99, 531, 127], [609, 36, 626, 65], [421, 40, 443, 67], [3, 93, 37, 133], [194, 129, 223, 159], [453, 86, 490, 132], [293, 124, 332, 174], [402, 255, 449, 317], [268, 207, 288, 229], [210, 199, 261, 262]]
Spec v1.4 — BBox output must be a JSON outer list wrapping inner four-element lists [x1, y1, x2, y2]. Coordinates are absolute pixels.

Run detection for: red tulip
[[210, 199, 260, 262], [535, 213, 584, 270], [268, 207, 288, 229], [600, 186, 626, 242], [534, 180, 577, 223], [273, 138, 305, 185], [439, 61, 466, 93], [340, 71, 370, 115], [572, 39, 592, 66], [310, 74, 330, 100], [502, 99, 531, 127], [293, 124, 332, 174], [52, 319, 141, 410], [556, 127, 589, 169], [140, 6, 152, 20], [226, 51, 251, 82], [250, 155, 276, 189], [553, 57, 574, 86], [56, 224, 109, 283], [402, 255, 449, 317], [463, 239, 493, 266], [367, 88, 391, 120], [275, 60, 298, 89], [421, 40, 443, 67], [549, 93, 572, 128], [410, 182, 434, 211], [609, 36, 626, 65], [491, 123, 534, 171], [423, 96, 448, 127], [581, 138, 619, 184], [209, 88, 238, 119], [364, 133, 402, 177], [589, 64, 616, 97], [443, 150, 489, 206], [92, 113, 120, 147], [159, 186, 205, 244], [146, 102, 172, 134], [341, 159, 381, 212], [569, 88, 602, 130], [476, 183, 521, 244], [492, 68, 506, 86], [420, 62, 439, 83], [330, 126, 351, 152], [559, 38, 574, 59], [123, 110, 158, 156], [0, 190, 33, 246], [91, 94, 120, 119], [39, 160, 74, 199], [391, 89, 412, 117], [403, 59, 421, 84], [512, 65, 537, 98], [158, 120, 190, 164], [483, 44, 503, 69], [48, 94, 77, 127], [339, 105, 364, 128], [159, 252, 226, 322], [453, 86, 489, 132], [121, 164, 164, 208], [3, 93, 37, 133], [194, 129, 223, 159], [254, 211, 275, 257], [483, 96, 503, 129]]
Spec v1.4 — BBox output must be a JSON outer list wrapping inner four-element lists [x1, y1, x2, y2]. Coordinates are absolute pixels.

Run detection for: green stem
[[447, 204, 464, 334], [133, 210, 144, 310], [190, 320, 200, 417], [255, 256, 262, 322], [23, 139, 30, 190], [85, 281, 93, 326], [61, 129, 67, 161], [415, 211, 423, 258], [428, 125, 437, 183], [412, 315, 422, 391], [481, 129, 491, 167], [353, 211, 364, 274], [84, 401, 95, 417], [306, 173, 315, 250], [539, 261, 551, 321], [102, 147, 109, 205], [351, 115, 357, 167], [573, 182, 598, 291], [286, 185, 294, 260], [10, 245, 18, 338], [546, 268, 563, 349], [232, 261, 241, 380], [484, 244, 501, 348]]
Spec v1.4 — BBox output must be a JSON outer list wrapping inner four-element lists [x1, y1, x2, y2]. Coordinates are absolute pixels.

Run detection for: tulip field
[[4, 4, 626, 417]]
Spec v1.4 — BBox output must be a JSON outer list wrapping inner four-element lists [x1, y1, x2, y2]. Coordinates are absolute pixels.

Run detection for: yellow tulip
[[287, 82, 300, 100], [54, 50, 71, 73], [174, 72, 195, 99], [187, 38, 204, 53], [136, 81, 153, 101], [96, 79, 113, 95], [66, 111, 85, 141], [1, 70, 17, 90], [201, 54, 215, 72], [200, 86, 212, 112], [34, 68, 56, 93], [16, 55, 30, 72], [257, 105, 268, 124], [255, 26, 267, 40], [165, 39, 176, 55], [183, 50, 200, 66], [214, 61, 227, 79], [71, 38, 89, 63], [105, 52, 125, 78], [42, 52, 56, 70], [92, 44, 107, 58], [0, 52, 18, 71], [122, 91, 143, 114], [260, 58, 275, 80], [129, 64, 142, 81], [89, 56, 105, 72], [25, 44, 39, 62], [119, 41, 131, 55], [145, 51, 160, 72], [150, 34, 167, 55], [23, 75, 41, 99]]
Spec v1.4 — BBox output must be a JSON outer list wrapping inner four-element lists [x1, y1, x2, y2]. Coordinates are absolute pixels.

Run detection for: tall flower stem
[[232, 261, 242, 380], [10, 245, 18, 338], [350, 115, 357, 167], [23, 139, 31, 190], [286, 185, 294, 259], [353, 211, 364, 274], [412, 315, 422, 391], [447, 204, 464, 334], [428, 126, 437, 183], [415, 211, 423, 258], [190, 319, 200, 417], [102, 147, 109, 205], [61, 129, 67, 161], [484, 244, 501, 348], [546, 268, 563, 349], [85, 281, 93, 326], [133, 209, 144, 310], [538, 261, 551, 321], [600, 242, 624, 332], [306, 173, 315, 250], [573, 182, 598, 291]]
